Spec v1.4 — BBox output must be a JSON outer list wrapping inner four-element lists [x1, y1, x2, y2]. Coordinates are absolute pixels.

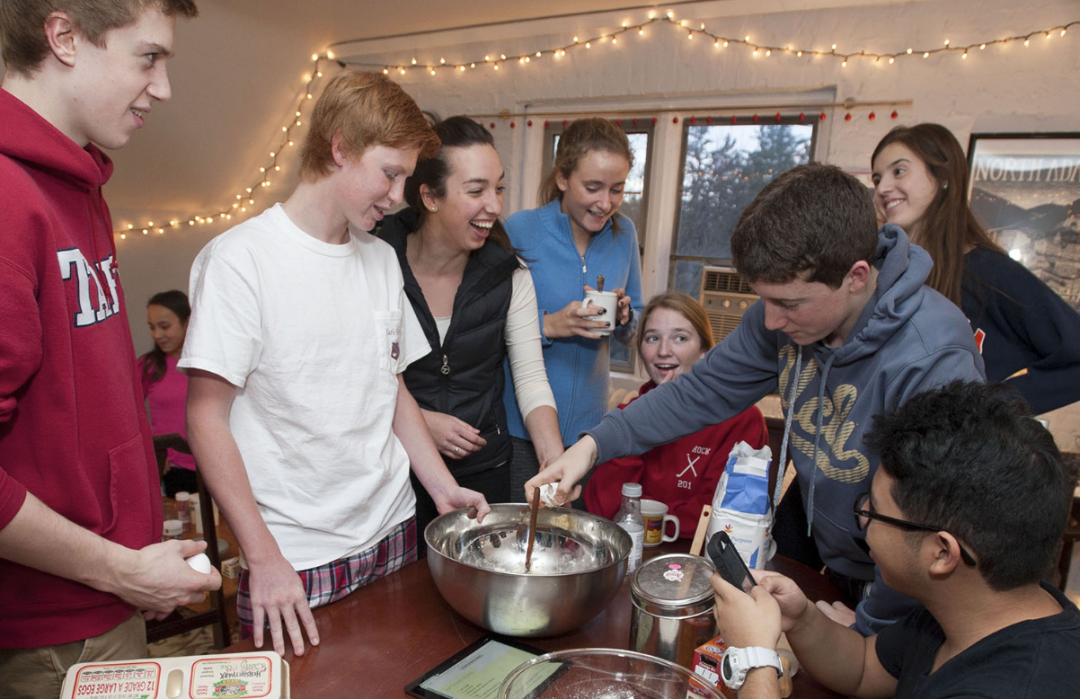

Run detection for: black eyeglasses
[[853, 492, 977, 567]]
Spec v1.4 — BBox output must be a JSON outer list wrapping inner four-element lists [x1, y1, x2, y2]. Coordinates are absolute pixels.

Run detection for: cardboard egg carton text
[[60, 651, 288, 699]]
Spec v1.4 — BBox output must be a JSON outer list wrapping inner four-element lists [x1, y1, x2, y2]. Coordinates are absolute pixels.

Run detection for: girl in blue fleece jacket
[[503, 118, 644, 500]]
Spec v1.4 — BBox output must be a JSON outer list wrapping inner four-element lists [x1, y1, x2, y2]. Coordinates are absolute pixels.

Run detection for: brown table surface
[[224, 540, 844, 698]]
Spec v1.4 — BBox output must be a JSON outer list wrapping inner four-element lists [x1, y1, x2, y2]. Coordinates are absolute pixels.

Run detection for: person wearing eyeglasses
[[710, 380, 1080, 699]]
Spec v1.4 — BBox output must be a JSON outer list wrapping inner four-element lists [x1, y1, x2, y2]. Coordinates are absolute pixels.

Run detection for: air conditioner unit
[[700, 266, 758, 343]]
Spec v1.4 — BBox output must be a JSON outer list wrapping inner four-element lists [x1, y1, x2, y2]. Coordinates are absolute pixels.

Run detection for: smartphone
[[706, 530, 757, 594]]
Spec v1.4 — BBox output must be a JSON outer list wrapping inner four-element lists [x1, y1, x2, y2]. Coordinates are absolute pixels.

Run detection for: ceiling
[[4, 0, 915, 224], [100, 0, 684, 222], [218, 0, 648, 44]]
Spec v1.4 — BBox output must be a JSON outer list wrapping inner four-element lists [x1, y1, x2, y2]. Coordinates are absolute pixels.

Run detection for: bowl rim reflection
[[425, 504, 631, 578], [496, 646, 726, 699]]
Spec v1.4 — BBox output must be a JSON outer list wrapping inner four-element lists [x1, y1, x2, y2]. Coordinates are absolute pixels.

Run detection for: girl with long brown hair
[[872, 123, 1080, 414], [377, 116, 562, 537], [139, 289, 195, 496]]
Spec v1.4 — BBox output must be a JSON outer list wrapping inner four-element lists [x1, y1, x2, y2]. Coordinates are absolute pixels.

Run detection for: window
[[670, 120, 816, 297], [545, 121, 655, 373]]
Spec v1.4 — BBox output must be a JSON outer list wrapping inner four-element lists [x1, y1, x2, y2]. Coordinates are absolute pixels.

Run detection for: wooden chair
[[1059, 497, 1080, 591], [147, 434, 232, 648], [1055, 453, 1080, 592]]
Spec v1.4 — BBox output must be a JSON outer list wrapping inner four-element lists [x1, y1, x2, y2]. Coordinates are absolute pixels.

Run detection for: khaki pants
[[0, 613, 146, 699]]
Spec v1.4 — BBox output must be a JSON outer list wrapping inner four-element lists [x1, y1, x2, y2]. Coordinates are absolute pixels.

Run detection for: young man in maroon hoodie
[[0, 3, 217, 697]]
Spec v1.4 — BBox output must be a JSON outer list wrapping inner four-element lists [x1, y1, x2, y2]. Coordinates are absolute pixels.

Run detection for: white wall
[[112, 0, 1080, 441]]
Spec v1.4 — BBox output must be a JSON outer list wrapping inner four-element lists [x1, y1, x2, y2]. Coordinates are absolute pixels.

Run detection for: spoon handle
[[524, 488, 540, 573], [597, 274, 605, 293]]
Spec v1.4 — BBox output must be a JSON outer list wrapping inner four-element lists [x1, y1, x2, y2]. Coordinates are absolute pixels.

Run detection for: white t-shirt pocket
[[373, 310, 403, 373]]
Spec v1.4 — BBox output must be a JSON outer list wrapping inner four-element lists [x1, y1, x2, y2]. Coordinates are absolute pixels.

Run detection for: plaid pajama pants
[[238, 516, 416, 639]]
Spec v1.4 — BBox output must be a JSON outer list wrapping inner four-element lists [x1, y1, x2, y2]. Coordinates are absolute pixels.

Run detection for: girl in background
[[584, 292, 768, 536], [140, 290, 196, 497], [504, 118, 645, 499], [872, 123, 1080, 414]]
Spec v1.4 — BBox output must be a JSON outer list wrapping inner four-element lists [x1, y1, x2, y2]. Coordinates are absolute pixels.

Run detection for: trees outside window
[[672, 122, 815, 296]]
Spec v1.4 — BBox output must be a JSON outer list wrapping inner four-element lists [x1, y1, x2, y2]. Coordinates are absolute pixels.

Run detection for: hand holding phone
[[707, 530, 757, 594]]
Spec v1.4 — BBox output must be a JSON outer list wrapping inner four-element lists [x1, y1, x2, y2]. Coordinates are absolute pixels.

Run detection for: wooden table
[[225, 542, 844, 698]]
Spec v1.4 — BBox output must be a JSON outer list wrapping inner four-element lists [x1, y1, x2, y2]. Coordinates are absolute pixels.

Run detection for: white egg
[[186, 552, 213, 575], [539, 482, 561, 507]]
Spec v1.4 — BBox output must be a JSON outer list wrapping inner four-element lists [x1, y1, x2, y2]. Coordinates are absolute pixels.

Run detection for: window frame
[[667, 115, 819, 295]]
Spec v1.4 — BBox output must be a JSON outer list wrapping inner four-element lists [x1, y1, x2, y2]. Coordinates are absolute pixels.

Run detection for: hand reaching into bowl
[[435, 485, 491, 524], [537, 482, 563, 508], [524, 436, 595, 505]]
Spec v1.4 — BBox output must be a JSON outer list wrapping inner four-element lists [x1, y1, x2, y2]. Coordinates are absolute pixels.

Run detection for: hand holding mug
[[612, 287, 632, 327], [542, 294, 608, 339], [581, 286, 618, 337]]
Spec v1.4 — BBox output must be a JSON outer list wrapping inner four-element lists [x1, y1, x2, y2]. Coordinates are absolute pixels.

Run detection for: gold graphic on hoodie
[[778, 345, 870, 484]]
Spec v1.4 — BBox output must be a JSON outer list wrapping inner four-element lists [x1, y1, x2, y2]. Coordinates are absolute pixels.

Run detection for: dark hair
[[872, 124, 1002, 305], [1, 0, 198, 77], [637, 291, 715, 353], [403, 115, 513, 250], [865, 381, 1075, 591], [539, 118, 633, 233], [141, 290, 190, 384], [731, 163, 878, 288]]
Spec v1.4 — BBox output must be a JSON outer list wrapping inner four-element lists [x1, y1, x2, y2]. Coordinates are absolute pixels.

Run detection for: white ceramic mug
[[582, 290, 618, 336], [641, 499, 680, 546]]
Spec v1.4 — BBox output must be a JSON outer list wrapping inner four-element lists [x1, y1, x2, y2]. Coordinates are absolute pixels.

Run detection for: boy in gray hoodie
[[530, 163, 985, 635]]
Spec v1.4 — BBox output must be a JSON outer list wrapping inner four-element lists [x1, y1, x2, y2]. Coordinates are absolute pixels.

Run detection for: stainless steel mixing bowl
[[426, 504, 632, 637]]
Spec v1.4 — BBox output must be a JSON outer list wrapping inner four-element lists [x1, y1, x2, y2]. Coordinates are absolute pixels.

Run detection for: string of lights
[[114, 11, 1078, 238], [358, 12, 1078, 75], [116, 55, 332, 239]]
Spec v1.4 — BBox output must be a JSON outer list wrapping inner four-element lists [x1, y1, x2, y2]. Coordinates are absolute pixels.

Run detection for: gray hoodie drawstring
[[805, 354, 836, 535], [772, 349, 802, 525]]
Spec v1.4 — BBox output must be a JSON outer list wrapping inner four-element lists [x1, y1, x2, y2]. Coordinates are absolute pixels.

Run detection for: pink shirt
[[140, 354, 196, 471]]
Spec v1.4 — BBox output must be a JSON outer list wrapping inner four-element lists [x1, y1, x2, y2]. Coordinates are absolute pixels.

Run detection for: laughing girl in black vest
[[378, 117, 563, 542]]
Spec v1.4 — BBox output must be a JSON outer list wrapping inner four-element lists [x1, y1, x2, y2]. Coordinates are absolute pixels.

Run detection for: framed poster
[[967, 132, 1080, 312]]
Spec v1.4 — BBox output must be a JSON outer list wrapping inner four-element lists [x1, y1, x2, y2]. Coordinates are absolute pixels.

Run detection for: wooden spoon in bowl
[[524, 487, 541, 573]]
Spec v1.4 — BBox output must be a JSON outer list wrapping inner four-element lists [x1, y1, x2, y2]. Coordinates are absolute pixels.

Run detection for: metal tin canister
[[629, 553, 718, 668]]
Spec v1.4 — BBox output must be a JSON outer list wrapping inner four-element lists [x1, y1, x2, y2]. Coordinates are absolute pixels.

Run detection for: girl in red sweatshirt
[[584, 292, 768, 536]]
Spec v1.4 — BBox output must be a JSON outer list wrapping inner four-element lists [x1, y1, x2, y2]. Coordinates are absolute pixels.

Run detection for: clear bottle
[[614, 483, 645, 573], [189, 492, 203, 534], [175, 491, 192, 533]]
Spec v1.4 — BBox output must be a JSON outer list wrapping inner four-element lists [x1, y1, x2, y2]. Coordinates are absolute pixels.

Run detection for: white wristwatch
[[720, 646, 784, 690]]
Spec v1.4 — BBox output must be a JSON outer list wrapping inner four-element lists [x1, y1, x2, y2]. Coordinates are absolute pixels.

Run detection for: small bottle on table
[[614, 483, 645, 573]]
